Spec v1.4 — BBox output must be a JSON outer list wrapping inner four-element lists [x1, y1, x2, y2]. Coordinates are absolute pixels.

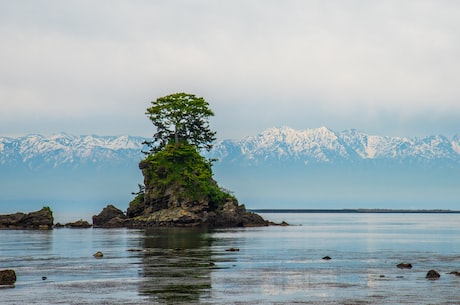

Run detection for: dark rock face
[[212, 201, 268, 228], [0, 207, 53, 229], [92, 205, 127, 228], [123, 199, 270, 228], [0, 269, 16, 286], [426, 269, 441, 279]]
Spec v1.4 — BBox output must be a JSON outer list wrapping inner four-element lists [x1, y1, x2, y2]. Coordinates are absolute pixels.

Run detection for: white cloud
[[1, 0, 459, 138]]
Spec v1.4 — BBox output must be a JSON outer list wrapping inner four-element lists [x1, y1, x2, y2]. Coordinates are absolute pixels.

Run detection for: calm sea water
[[1, 213, 460, 305]]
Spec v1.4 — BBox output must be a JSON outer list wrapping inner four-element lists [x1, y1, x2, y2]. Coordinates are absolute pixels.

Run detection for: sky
[[1, 0, 460, 141]]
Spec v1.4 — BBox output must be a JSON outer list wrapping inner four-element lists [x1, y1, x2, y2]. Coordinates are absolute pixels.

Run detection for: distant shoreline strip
[[251, 209, 460, 214]]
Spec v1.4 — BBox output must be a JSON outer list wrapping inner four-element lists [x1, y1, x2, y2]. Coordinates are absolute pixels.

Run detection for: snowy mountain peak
[[0, 133, 147, 169], [1, 127, 460, 170], [208, 127, 460, 167]]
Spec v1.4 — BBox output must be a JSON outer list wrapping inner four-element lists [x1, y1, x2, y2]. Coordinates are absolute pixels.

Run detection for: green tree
[[144, 92, 216, 154]]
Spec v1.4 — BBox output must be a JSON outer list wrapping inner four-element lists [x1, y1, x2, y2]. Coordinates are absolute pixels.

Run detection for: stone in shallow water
[[93, 251, 104, 258], [426, 269, 440, 280], [397, 263, 412, 269], [0, 269, 16, 286]]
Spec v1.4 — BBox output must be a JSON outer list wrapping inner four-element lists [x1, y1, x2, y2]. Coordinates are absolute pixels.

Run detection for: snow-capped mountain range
[[1, 127, 459, 214], [209, 126, 460, 168], [0, 133, 147, 170], [1, 126, 460, 169]]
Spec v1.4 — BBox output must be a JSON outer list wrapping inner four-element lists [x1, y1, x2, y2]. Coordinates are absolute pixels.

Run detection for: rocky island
[[92, 143, 269, 228], [93, 93, 270, 228], [0, 207, 53, 229]]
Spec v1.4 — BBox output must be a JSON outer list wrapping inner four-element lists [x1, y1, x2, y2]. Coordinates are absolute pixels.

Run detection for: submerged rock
[[0, 207, 53, 229], [0, 270, 16, 286], [397, 263, 413, 269], [426, 269, 441, 280]]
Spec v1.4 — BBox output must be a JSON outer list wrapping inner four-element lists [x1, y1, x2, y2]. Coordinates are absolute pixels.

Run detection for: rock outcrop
[[114, 143, 272, 228], [65, 219, 92, 228], [0, 207, 53, 229], [92, 204, 128, 228]]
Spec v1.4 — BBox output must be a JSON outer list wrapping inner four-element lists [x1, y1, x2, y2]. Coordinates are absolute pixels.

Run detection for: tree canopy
[[144, 92, 216, 154]]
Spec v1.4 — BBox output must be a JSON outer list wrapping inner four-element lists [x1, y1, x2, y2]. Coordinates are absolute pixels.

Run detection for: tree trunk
[[174, 125, 179, 146]]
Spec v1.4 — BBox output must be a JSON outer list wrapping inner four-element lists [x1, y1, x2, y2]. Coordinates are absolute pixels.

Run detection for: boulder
[[0, 270, 16, 286], [426, 269, 441, 280], [0, 207, 53, 229], [92, 205, 127, 228]]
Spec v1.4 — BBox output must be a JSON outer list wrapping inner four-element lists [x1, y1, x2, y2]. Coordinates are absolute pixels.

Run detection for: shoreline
[[251, 209, 460, 214]]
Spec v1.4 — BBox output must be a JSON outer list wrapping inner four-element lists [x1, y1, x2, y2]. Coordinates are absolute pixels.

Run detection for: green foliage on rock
[[129, 142, 233, 214]]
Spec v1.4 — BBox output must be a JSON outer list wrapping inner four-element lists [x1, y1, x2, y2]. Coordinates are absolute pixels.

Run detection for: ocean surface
[[1, 213, 460, 304]]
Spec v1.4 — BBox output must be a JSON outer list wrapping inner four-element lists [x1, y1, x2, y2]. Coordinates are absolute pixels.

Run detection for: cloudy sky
[[1, 0, 459, 140]]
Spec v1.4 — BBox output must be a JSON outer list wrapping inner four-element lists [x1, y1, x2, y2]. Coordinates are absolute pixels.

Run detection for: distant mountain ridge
[[0, 133, 146, 170], [208, 126, 460, 168], [1, 127, 460, 170], [1, 127, 459, 215]]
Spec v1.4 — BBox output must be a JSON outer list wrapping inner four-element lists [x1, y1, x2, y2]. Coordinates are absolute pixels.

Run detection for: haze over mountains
[[1, 127, 459, 221]]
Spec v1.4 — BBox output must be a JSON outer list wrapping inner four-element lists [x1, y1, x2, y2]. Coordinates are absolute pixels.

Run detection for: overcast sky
[[1, 0, 459, 140]]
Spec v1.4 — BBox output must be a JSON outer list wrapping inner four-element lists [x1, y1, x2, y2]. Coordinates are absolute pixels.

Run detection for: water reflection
[[139, 228, 214, 304]]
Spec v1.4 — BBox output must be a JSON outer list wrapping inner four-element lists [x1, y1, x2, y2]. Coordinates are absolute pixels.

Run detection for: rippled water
[[1, 213, 460, 304]]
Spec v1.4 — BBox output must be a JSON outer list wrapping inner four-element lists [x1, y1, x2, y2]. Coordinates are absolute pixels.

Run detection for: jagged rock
[[92, 204, 127, 228], [213, 201, 268, 228], [397, 263, 413, 269], [0, 207, 53, 229], [0, 270, 16, 286], [426, 269, 441, 279], [65, 219, 92, 228]]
